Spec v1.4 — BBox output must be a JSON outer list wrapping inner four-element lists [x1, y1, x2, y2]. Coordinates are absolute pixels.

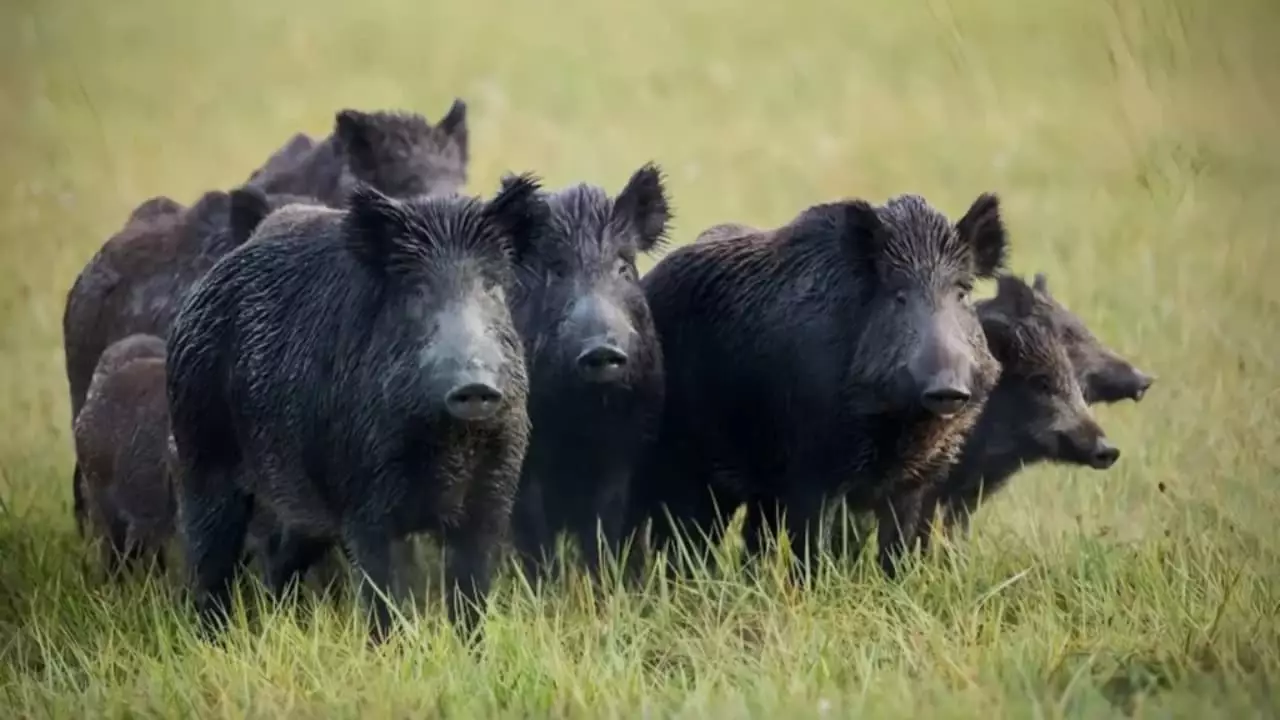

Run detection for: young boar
[[917, 275, 1122, 543], [63, 189, 320, 532], [74, 333, 175, 575], [1030, 273, 1154, 404]]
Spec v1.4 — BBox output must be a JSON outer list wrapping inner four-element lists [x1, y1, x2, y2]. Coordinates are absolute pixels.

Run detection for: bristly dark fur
[[835, 272, 1143, 563], [954, 193, 1007, 278], [624, 190, 1008, 582], [343, 174, 545, 282], [908, 273, 1118, 549], [165, 176, 546, 643], [248, 100, 470, 205], [63, 127, 343, 533], [505, 164, 670, 582], [63, 191, 236, 532], [75, 333, 175, 577], [872, 193, 1008, 280], [1029, 272, 1156, 405], [227, 186, 320, 248]]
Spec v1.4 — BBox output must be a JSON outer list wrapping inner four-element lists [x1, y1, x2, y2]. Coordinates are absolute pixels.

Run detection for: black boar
[[507, 164, 670, 582], [1030, 273, 1154, 404], [63, 189, 320, 533], [165, 177, 546, 642], [831, 273, 1147, 563], [914, 274, 1121, 543], [226, 185, 420, 597], [627, 192, 1009, 580], [246, 100, 469, 206], [74, 333, 174, 575]]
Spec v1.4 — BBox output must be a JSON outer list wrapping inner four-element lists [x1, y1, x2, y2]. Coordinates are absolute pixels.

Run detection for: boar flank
[[627, 192, 1009, 581]]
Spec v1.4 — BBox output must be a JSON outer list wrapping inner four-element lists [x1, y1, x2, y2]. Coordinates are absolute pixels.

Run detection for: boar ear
[[437, 98, 468, 159], [956, 192, 1007, 279], [612, 162, 672, 254], [841, 199, 887, 260], [343, 183, 418, 270], [228, 186, 274, 248], [994, 274, 1036, 319], [128, 196, 184, 224], [334, 109, 377, 158], [1032, 272, 1049, 294], [980, 311, 1019, 364], [486, 173, 549, 259]]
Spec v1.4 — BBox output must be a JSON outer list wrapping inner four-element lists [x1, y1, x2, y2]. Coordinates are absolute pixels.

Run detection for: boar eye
[[956, 280, 974, 303], [1029, 374, 1055, 394], [615, 257, 636, 279], [894, 289, 908, 306]]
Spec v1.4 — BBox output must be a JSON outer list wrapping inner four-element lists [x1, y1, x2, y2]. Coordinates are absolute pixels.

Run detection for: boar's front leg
[[875, 483, 929, 580], [341, 525, 395, 643], [266, 530, 335, 600], [574, 469, 631, 583], [776, 482, 835, 585]]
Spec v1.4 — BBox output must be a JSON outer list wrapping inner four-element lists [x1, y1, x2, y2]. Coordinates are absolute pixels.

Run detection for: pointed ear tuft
[[994, 273, 1036, 319], [438, 99, 467, 136], [334, 109, 375, 156], [612, 162, 672, 253], [485, 173, 549, 259], [956, 192, 1008, 278], [228, 186, 274, 248], [841, 199, 887, 262], [343, 183, 413, 269], [437, 98, 469, 164], [980, 310, 1019, 364]]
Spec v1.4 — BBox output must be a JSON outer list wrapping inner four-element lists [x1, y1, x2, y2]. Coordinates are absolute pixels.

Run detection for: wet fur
[[165, 178, 546, 642], [917, 275, 1119, 545], [63, 189, 323, 532], [627, 193, 1007, 581], [507, 164, 670, 582], [245, 101, 469, 206], [837, 274, 1129, 564]]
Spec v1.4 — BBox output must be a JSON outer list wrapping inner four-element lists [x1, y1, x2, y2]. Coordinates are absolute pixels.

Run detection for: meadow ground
[[2, 0, 1279, 716]]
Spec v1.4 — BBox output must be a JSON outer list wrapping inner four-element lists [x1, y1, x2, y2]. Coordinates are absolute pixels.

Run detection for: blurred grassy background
[[1, 0, 1278, 716]]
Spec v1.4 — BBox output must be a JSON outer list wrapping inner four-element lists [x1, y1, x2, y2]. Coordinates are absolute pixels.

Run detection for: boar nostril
[[576, 345, 629, 383], [920, 386, 971, 417], [444, 382, 504, 421], [1133, 372, 1155, 401], [1090, 440, 1120, 469]]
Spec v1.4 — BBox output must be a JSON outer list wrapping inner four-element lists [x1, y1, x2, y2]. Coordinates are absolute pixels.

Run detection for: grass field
[[2, 0, 1279, 716]]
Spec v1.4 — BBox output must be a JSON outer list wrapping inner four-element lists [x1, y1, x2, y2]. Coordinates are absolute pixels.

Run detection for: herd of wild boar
[[61, 99, 1156, 643]]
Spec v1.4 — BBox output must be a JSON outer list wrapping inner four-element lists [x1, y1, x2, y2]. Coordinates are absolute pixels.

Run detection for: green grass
[[3, 0, 1279, 715]]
